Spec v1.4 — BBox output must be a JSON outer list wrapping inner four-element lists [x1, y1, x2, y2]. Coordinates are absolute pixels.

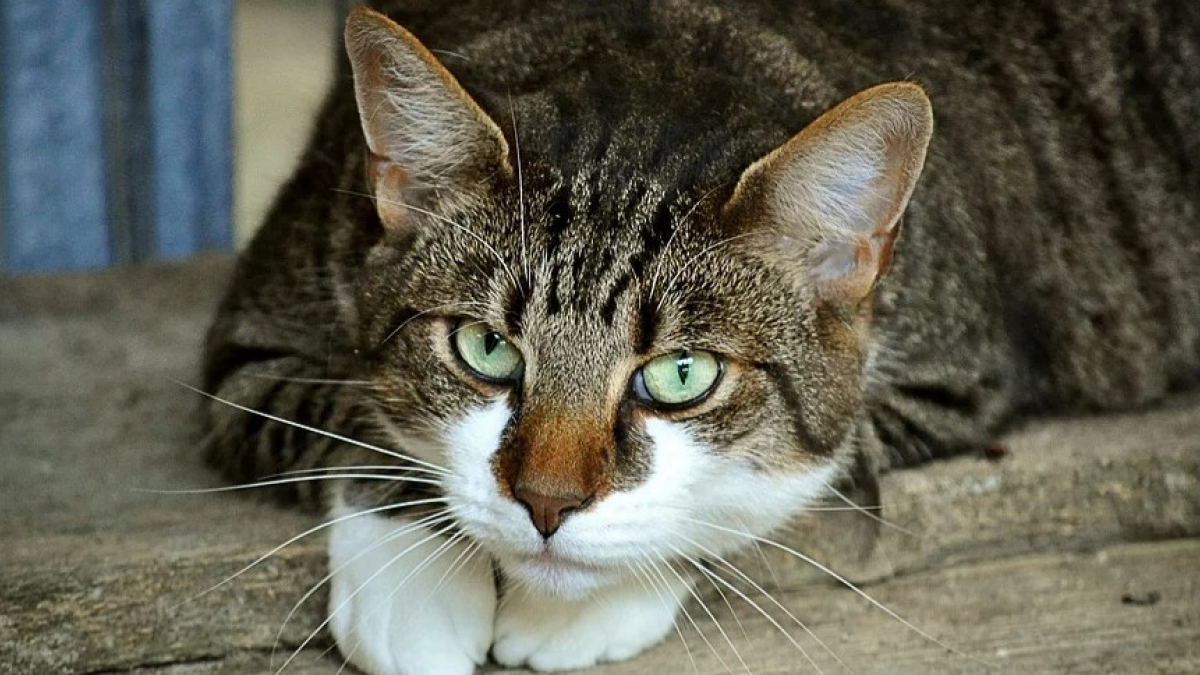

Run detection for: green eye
[[452, 320, 523, 383], [634, 350, 721, 408]]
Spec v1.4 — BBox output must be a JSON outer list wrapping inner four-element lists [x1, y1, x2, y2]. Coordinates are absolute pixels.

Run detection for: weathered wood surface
[[1, 258, 1198, 674]]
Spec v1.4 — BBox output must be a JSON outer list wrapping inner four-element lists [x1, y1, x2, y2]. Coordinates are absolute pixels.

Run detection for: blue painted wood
[[0, 0, 234, 274], [145, 0, 234, 259], [0, 1, 112, 273], [101, 0, 155, 265]]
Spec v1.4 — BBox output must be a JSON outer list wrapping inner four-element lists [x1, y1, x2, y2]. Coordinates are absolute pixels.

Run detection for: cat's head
[[343, 8, 932, 597]]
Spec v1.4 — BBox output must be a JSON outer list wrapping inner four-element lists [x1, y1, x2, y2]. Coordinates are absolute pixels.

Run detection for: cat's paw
[[492, 572, 689, 671], [327, 509, 495, 675]]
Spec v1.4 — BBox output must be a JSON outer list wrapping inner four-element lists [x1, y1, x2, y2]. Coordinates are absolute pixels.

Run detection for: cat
[[200, 1, 1200, 673]]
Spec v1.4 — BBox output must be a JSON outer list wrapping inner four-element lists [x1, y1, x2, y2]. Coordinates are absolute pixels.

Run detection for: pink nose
[[514, 488, 588, 538]]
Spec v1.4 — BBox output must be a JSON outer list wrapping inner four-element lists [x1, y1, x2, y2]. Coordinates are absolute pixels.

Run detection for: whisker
[[735, 514, 783, 593], [715, 516, 763, 638], [682, 518, 990, 668], [699, 558, 751, 644], [176, 381, 451, 476], [140, 473, 443, 496], [653, 550, 750, 674], [821, 483, 920, 538], [324, 528, 469, 671], [801, 505, 885, 512], [278, 520, 461, 674], [379, 300, 490, 347], [671, 533, 850, 672], [626, 559, 698, 675], [263, 464, 446, 480], [179, 497, 449, 608], [319, 517, 468, 672], [332, 188, 521, 291], [657, 233, 759, 314], [750, 538, 783, 591], [682, 553, 824, 674], [446, 319, 491, 338], [507, 91, 530, 286], [647, 182, 728, 304], [637, 554, 730, 673], [428, 48, 472, 62], [242, 373, 374, 387], [416, 538, 481, 610], [650, 499, 886, 515], [270, 509, 457, 665]]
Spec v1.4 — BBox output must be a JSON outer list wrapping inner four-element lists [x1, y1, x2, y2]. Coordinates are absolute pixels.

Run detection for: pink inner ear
[[368, 154, 413, 228], [808, 233, 893, 303], [809, 239, 860, 285], [369, 153, 410, 188]]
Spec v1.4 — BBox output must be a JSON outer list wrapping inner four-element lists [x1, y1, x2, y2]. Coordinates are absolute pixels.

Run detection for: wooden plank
[[100, 0, 155, 265], [565, 539, 1200, 674], [6, 538, 1194, 674], [0, 0, 111, 273]]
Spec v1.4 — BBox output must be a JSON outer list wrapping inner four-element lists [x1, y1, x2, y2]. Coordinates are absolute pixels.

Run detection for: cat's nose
[[514, 488, 588, 538]]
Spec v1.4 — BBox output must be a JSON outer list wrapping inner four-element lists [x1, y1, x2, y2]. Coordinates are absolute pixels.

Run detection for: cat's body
[[202, 1, 1200, 673]]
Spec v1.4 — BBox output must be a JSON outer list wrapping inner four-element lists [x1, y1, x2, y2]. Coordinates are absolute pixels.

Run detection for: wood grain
[[2, 258, 1197, 673]]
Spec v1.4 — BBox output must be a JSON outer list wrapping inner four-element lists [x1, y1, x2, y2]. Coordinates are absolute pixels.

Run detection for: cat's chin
[[498, 550, 622, 599]]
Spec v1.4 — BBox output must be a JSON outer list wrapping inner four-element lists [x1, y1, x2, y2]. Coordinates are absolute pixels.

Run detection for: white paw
[[327, 509, 496, 675], [492, 572, 688, 671]]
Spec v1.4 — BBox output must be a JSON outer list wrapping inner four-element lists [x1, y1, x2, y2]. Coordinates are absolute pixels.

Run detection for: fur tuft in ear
[[344, 8, 510, 225], [728, 82, 933, 304]]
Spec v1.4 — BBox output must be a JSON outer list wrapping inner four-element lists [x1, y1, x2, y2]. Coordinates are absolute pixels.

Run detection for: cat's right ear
[[344, 8, 510, 225]]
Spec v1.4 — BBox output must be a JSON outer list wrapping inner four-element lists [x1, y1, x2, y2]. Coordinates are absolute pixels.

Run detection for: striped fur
[[200, 1, 1200, 672]]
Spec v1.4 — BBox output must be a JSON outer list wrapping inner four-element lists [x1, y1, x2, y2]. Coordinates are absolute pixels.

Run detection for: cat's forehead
[[550, 171, 678, 244], [512, 169, 709, 323]]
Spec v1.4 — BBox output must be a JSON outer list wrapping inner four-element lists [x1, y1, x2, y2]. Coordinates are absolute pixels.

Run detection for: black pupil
[[677, 351, 692, 384], [484, 331, 502, 355]]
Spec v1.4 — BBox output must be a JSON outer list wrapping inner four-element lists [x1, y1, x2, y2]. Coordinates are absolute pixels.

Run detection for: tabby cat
[[201, 1, 1200, 673]]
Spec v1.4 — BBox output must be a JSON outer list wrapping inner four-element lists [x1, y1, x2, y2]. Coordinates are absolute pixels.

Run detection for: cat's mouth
[[517, 549, 603, 573], [545, 547, 592, 563], [503, 549, 620, 597]]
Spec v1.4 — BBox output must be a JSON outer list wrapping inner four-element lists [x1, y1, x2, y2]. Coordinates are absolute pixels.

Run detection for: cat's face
[[356, 164, 858, 595], [344, 9, 931, 597]]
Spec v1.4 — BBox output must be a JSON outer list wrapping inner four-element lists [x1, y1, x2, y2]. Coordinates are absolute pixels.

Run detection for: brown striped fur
[[202, 0, 1200, 519]]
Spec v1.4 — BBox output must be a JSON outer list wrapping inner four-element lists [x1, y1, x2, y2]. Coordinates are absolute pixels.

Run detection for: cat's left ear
[[727, 82, 933, 305], [344, 8, 510, 223]]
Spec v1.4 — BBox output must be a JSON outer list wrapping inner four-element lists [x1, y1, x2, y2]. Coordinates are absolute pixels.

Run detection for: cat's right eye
[[451, 320, 523, 384]]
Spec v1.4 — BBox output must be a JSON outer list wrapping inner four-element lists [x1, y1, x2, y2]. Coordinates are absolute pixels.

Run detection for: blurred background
[[234, 0, 334, 248], [0, 0, 339, 274]]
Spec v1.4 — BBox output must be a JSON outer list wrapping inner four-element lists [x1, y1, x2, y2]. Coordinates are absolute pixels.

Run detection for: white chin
[[500, 552, 621, 599]]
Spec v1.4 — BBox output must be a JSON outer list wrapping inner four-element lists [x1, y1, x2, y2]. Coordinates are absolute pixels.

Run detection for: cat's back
[[246, 0, 1200, 413], [852, 0, 1200, 411], [384, 0, 1200, 411]]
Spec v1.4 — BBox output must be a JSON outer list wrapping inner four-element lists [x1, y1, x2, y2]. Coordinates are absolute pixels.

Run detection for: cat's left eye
[[632, 349, 722, 409], [451, 320, 523, 383]]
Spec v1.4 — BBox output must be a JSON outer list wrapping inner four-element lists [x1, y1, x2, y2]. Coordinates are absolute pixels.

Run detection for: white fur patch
[[525, 417, 841, 571], [439, 400, 839, 599], [352, 399, 843, 672], [327, 505, 495, 675], [492, 571, 690, 671], [638, 418, 842, 559]]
